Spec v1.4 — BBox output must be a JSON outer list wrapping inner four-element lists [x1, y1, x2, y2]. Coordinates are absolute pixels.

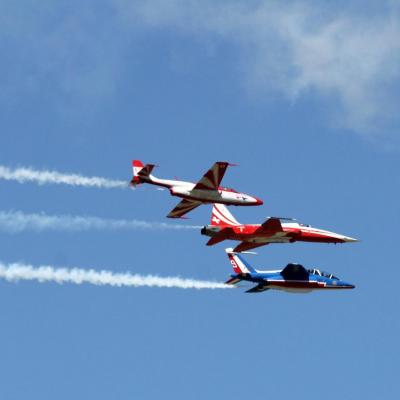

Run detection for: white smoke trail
[[0, 210, 201, 233], [0, 262, 231, 290], [0, 165, 126, 189]]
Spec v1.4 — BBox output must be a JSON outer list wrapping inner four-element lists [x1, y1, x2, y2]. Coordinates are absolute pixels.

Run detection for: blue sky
[[0, 1, 399, 399]]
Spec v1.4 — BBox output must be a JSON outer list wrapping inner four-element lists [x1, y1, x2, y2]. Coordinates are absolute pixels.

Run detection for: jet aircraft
[[202, 203, 358, 252], [224, 248, 355, 293], [130, 160, 263, 218]]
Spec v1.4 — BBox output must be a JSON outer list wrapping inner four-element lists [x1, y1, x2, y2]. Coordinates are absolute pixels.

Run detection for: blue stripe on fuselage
[[234, 253, 257, 273]]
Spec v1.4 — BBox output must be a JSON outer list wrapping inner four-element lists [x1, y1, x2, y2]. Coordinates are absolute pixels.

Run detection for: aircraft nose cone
[[343, 236, 358, 243], [341, 282, 355, 289], [255, 197, 263, 205]]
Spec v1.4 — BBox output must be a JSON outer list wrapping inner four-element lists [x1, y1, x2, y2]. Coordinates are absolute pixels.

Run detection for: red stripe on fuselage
[[267, 280, 325, 289]]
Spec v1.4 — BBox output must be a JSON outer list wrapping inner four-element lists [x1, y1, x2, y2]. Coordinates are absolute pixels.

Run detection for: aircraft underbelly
[[243, 233, 291, 243], [267, 280, 323, 292], [277, 287, 313, 293]]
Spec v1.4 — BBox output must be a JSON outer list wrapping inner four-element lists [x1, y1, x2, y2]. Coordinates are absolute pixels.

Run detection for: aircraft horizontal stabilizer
[[137, 164, 156, 177], [225, 277, 242, 285]]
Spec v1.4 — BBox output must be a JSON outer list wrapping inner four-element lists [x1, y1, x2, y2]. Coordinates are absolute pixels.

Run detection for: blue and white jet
[[225, 248, 355, 293]]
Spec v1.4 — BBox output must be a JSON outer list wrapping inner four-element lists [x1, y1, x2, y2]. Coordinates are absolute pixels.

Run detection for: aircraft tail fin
[[225, 248, 256, 274], [131, 160, 155, 186], [211, 203, 240, 227]]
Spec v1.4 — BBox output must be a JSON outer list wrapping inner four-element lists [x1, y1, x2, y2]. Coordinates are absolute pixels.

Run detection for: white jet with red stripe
[[201, 203, 357, 252], [130, 160, 263, 218]]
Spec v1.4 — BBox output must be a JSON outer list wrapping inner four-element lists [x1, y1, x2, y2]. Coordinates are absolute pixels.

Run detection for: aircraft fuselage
[[231, 270, 355, 293], [170, 185, 262, 206], [141, 175, 262, 206], [202, 222, 357, 244]]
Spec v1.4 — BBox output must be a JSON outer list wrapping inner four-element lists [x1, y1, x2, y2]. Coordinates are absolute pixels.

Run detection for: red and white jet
[[130, 160, 263, 218], [201, 203, 358, 252]]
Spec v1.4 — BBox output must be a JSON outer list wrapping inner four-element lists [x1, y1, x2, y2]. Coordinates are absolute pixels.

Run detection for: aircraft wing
[[246, 283, 270, 293], [167, 199, 202, 218], [260, 217, 283, 231], [192, 162, 229, 191], [233, 241, 269, 253], [206, 228, 234, 246]]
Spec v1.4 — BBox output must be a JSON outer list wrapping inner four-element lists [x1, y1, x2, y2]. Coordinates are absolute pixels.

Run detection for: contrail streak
[[0, 262, 231, 290], [0, 165, 126, 189], [0, 210, 201, 233]]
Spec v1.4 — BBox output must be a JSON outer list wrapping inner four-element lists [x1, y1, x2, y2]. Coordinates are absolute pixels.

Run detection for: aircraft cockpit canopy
[[308, 268, 339, 280], [278, 218, 310, 227]]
